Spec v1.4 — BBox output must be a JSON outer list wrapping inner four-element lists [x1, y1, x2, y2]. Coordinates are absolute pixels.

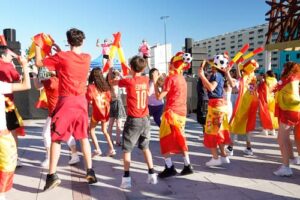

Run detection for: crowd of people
[[0, 28, 299, 200]]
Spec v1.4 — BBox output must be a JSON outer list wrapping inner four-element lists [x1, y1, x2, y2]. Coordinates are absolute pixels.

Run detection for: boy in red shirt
[[153, 52, 194, 178], [35, 28, 97, 191], [110, 56, 157, 189]]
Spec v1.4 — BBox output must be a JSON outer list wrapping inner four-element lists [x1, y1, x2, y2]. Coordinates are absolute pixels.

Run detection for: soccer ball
[[183, 53, 193, 63], [213, 54, 229, 70]]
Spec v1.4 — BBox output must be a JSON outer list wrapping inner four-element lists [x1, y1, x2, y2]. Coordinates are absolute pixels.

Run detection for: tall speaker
[[185, 38, 193, 54], [3, 29, 16, 42]]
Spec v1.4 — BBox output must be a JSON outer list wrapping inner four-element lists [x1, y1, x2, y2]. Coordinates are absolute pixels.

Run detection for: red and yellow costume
[[230, 60, 259, 134], [159, 52, 191, 154], [274, 74, 300, 138], [258, 76, 278, 130]]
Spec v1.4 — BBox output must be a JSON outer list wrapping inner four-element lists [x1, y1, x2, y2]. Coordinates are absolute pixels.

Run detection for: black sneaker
[[44, 173, 61, 191], [86, 168, 98, 184], [180, 164, 194, 176], [158, 165, 177, 179]]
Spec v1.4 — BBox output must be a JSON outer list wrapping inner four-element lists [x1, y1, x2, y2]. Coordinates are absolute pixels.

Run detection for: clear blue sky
[[0, 0, 269, 60]]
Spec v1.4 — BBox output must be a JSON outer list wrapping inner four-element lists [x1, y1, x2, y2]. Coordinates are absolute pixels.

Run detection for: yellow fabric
[[160, 111, 186, 139], [205, 101, 229, 136], [265, 77, 278, 129], [276, 80, 300, 112], [0, 133, 17, 172]]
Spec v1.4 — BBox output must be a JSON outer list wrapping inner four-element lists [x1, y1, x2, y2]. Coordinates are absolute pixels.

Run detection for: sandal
[[92, 150, 102, 158]]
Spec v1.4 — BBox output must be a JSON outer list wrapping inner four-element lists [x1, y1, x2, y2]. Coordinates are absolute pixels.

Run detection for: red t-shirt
[[163, 75, 187, 116], [86, 84, 111, 122], [119, 76, 149, 118], [43, 51, 90, 96], [42, 77, 59, 115], [0, 60, 21, 101]]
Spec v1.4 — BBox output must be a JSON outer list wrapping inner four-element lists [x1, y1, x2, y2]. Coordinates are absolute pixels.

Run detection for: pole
[[160, 16, 169, 74]]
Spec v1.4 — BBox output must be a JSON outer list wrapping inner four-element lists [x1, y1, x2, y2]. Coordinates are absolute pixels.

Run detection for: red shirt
[[86, 84, 111, 122], [43, 51, 90, 96], [119, 76, 149, 118], [42, 77, 59, 115], [163, 74, 187, 116], [0, 60, 21, 101]]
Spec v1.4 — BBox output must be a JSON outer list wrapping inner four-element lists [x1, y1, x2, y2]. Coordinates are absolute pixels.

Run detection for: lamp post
[[160, 16, 169, 73]]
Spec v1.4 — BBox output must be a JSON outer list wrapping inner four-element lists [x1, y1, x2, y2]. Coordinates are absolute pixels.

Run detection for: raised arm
[[12, 57, 31, 91], [198, 60, 217, 92]]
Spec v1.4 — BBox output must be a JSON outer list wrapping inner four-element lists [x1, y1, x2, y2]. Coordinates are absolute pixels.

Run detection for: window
[[208, 45, 211, 48], [238, 44, 243, 48], [249, 31, 254, 34], [238, 39, 243, 43], [272, 58, 277, 61], [297, 53, 300, 59], [230, 35, 235, 39], [208, 49, 211, 53], [216, 44, 219, 46], [231, 45, 235, 49], [249, 37, 254, 41], [257, 41, 264, 45], [272, 51, 278, 55], [250, 43, 254, 46], [221, 42, 225, 45], [230, 51, 235, 54], [271, 64, 277, 68], [257, 58, 263, 62], [230, 40, 235, 44], [215, 48, 220, 51], [286, 54, 290, 61], [258, 29, 264, 33], [208, 41, 211, 44], [258, 35, 264, 38], [221, 47, 226, 50], [203, 42, 207, 45], [221, 37, 225, 41], [238, 34, 242, 38], [216, 39, 219, 42]]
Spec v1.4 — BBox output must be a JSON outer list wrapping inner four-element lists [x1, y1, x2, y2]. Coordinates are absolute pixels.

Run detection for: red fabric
[[0, 171, 14, 192], [160, 127, 188, 155], [276, 108, 300, 126], [163, 75, 187, 116], [43, 51, 91, 96], [295, 123, 300, 141], [203, 130, 231, 148], [86, 84, 111, 122], [246, 93, 259, 132], [35, 100, 48, 110], [258, 82, 273, 129], [42, 77, 59, 115], [119, 76, 149, 117], [51, 95, 88, 142], [0, 60, 21, 101], [230, 78, 243, 124]]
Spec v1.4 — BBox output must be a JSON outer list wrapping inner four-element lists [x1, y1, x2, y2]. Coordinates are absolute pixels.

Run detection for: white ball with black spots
[[183, 53, 193, 63], [213, 54, 229, 70]]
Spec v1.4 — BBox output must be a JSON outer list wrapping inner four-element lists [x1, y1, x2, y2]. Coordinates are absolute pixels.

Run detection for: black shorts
[[103, 54, 109, 59], [122, 116, 150, 152], [6, 110, 21, 131]]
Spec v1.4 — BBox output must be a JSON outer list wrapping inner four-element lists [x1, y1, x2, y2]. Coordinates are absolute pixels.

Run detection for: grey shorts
[[122, 116, 150, 152]]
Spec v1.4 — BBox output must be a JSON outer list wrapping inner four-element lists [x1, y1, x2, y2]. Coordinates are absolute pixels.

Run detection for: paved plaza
[[6, 114, 300, 200]]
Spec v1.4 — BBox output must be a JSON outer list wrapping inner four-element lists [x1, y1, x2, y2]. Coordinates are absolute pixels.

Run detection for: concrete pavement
[[6, 114, 300, 200]]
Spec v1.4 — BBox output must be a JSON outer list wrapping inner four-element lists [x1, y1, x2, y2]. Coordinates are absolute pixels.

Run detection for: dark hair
[[0, 45, 9, 58], [281, 62, 300, 79], [66, 28, 85, 47], [129, 56, 147, 72], [266, 70, 275, 77], [88, 68, 110, 92], [149, 68, 158, 80]]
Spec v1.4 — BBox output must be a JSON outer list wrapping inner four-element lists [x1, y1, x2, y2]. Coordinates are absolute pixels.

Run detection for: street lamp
[[160, 16, 169, 73]]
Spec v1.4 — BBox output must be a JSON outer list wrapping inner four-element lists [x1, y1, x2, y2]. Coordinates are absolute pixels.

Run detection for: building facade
[[150, 43, 172, 74], [193, 24, 284, 77]]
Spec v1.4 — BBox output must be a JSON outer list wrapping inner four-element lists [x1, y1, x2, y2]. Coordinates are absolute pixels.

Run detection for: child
[[35, 28, 97, 191], [148, 68, 164, 127], [86, 67, 115, 157], [107, 68, 126, 146], [198, 55, 231, 167], [138, 39, 151, 69], [110, 56, 157, 189], [153, 52, 194, 177], [96, 38, 111, 67], [0, 53, 31, 200], [32, 67, 80, 167], [273, 62, 300, 176]]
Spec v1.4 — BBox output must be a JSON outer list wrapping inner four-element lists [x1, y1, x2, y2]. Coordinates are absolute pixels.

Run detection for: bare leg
[[210, 148, 218, 159], [49, 141, 61, 174], [79, 138, 92, 169], [107, 118, 115, 143], [277, 123, 293, 166], [143, 148, 154, 169], [101, 121, 114, 153], [116, 118, 122, 144], [89, 119, 101, 152], [219, 144, 227, 157], [123, 152, 131, 171]]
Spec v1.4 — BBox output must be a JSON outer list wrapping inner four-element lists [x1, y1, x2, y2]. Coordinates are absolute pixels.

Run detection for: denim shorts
[[122, 116, 150, 152]]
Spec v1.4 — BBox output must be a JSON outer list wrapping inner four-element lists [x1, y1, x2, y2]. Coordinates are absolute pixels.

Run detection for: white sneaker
[[290, 156, 300, 165], [220, 156, 230, 164], [120, 176, 131, 189], [225, 147, 234, 156], [244, 148, 254, 156], [147, 173, 158, 184], [68, 154, 80, 165], [205, 157, 222, 167], [273, 165, 293, 177], [41, 158, 49, 168], [270, 129, 276, 136], [16, 158, 23, 167], [261, 129, 268, 136]]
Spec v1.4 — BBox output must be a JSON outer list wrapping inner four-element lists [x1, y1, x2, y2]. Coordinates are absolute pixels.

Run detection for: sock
[[148, 168, 154, 174], [227, 146, 233, 151], [164, 157, 173, 168], [183, 155, 190, 166], [123, 171, 130, 177]]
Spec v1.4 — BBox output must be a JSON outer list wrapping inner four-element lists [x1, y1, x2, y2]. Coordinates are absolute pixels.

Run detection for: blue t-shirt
[[208, 72, 224, 99]]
